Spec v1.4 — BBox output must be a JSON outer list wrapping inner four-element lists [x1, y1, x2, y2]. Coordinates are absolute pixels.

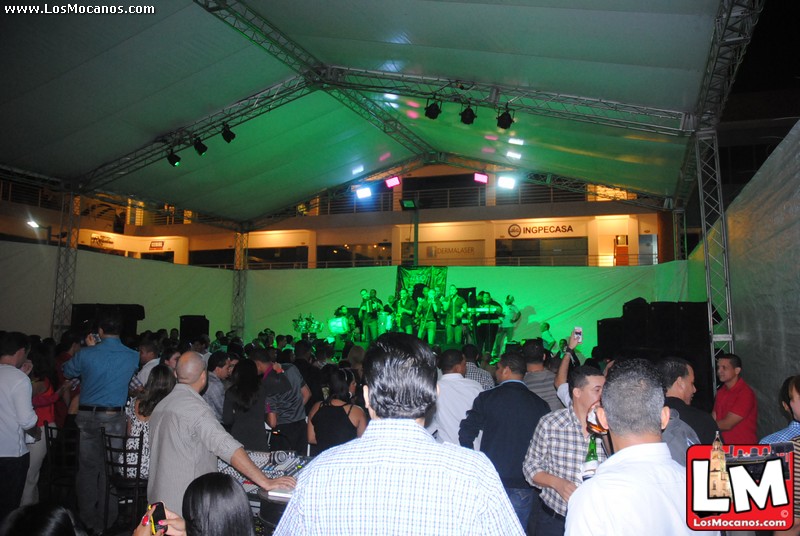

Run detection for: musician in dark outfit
[[395, 288, 416, 335], [416, 288, 441, 345], [442, 284, 467, 345], [474, 291, 502, 357], [358, 289, 381, 344]]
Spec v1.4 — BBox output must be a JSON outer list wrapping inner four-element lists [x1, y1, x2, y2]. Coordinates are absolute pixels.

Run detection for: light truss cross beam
[[83, 74, 315, 191], [194, 0, 437, 158], [325, 67, 689, 137]]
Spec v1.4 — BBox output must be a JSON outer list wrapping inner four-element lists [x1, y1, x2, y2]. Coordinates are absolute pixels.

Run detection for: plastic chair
[[100, 427, 148, 530], [43, 422, 80, 503]]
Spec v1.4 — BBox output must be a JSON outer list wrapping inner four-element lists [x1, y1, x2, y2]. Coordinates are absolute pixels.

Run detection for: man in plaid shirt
[[522, 365, 606, 536]]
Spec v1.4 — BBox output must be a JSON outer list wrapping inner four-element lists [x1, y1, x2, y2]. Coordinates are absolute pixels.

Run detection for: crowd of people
[[0, 305, 798, 536]]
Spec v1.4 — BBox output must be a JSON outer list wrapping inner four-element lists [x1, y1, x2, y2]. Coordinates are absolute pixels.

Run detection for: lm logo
[[686, 440, 794, 531]]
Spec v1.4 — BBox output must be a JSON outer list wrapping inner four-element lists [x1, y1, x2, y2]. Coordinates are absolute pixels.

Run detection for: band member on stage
[[395, 288, 416, 335], [416, 288, 441, 345], [379, 294, 396, 335], [333, 305, 356, 343], [359, 289, 380, 344], [441, 285, 467, 345], [474, 291, 502, 358], [493, 295, 521, 357]]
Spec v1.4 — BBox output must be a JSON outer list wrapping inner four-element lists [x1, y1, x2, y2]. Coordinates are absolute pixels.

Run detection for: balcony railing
[[192, 254, 657, 270]]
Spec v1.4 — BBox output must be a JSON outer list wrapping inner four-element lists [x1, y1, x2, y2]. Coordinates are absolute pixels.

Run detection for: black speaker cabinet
[[597, 317, 625, 357], [622, 297, 648, 347], [70, 303, 144, 344], [180, 315, 210, 345]]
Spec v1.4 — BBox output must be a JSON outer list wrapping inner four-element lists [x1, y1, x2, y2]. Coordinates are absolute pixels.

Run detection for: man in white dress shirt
[[426, 348, 482, 445], [565, 358, 717, 536]]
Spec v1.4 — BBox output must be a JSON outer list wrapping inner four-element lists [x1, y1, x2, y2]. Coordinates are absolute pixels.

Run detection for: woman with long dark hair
[[123, 364, 176, 478], [133, 473, 255, 536], [307, 367, 367, 454], [222, 359, 275, 451]]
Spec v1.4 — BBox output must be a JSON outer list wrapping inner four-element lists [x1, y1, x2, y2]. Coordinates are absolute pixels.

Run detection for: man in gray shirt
[[522, 339, 563, 412], [148, 352, 295, 515]]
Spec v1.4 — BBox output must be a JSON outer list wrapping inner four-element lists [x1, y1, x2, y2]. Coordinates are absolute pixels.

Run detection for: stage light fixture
[[356, 187, 372, 199], [497, 105, 514, 130], [385, 176, 401, 188], [460, 104, 477, 125], [167, 149, 181, 167], [400, 199, 420, 210], [424, 99, 442, 120], [474, 172, 489, 184], [193, 138, 208, 156], [221, 124, 236, 143]]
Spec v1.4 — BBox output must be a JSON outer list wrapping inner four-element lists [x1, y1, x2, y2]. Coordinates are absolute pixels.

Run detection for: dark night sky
[[730, 2, 800, 94]]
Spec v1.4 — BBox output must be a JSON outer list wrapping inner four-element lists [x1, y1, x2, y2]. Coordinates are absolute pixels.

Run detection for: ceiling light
[[509, 138, 524, 145], [167, 149, 181, 167], [385, 176, 401, 188], [424, 100, 442, 120], [356, 187, 372, 199], [460, 104, 477, 125], [221, 124, 236, 143], [498, 176, 516, 189], [193, 138, 208, 156], [497, 105, 514, 129], [506, 151, 522, 160], [474, 173, 489, 184]]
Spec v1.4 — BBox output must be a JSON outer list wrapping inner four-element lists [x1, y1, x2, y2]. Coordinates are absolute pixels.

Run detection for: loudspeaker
[[180, 315, 210, 345], [622, 297, 648, 347], [70, 303, 145, 342], [597, 317, 624, 356], [677, 302, 709, 349], [648, 302, 679, 351]]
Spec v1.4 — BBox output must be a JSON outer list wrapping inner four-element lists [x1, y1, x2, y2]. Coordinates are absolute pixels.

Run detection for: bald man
[[147, 352, 295, 515]]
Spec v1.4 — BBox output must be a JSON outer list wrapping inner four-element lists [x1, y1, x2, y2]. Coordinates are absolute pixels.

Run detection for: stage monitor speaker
[[70, 303, 144, 342], [180, 315, 210, 345]]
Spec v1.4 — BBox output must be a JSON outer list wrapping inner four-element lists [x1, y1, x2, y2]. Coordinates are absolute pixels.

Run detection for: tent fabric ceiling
[[0, 0, 728, 223]]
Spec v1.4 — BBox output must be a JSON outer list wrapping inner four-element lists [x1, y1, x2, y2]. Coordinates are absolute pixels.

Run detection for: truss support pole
[[231, 231, 249, 337], [672, 208, 687, 261], [695, 131, 735, 382], [51, 192, 81, 339]]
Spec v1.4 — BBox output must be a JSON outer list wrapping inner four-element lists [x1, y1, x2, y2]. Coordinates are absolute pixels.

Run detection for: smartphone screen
[[574, 326, 583, 344], [149, 502, 166, 535]]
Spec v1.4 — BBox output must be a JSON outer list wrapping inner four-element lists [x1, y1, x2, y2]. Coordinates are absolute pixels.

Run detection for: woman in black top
[[307, 368, 367, 454], [222, 359, 276, 451]]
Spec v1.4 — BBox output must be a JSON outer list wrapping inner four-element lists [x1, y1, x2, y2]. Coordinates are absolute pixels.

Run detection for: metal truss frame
[[50, 192, 81, 339], [685, 0, 761, 378], [325, 67, 689, 137], [696, 131, 735, 362], [231, 230, 249, 337]]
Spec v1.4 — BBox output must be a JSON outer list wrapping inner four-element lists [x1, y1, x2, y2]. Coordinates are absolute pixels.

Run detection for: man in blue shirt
[[63, 309, 138, 533], [275, 333, 524, 536], [460, 351, 551, 531]]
